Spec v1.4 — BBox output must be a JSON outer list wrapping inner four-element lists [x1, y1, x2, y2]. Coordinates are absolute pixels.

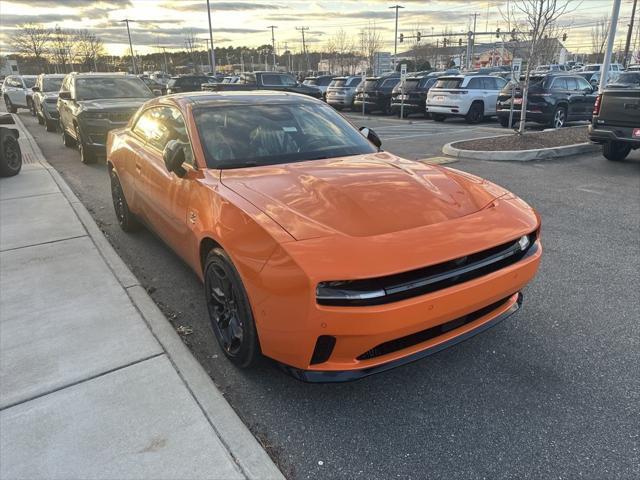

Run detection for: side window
[[382, 78, 399, 88], [565, 77, 579, 91], [576, 77, 591, 90], [261, 74, 282, 86], [467, 77, 482, 89], [133, 106, 195, 166], [348, 77, 362, 87], [551, 78, 568, 90], [494, 77, 507, 89]]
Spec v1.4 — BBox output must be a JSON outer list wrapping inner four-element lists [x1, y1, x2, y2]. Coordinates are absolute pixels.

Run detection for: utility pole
[[206, 0, 216, 74], [120, 19, 137, 74], [205, 38, 212, 74], [160, 47, 169, 74], [599, 0, 622, 92], [268, 25, 278, 71], [624, 0, 638, 67], [389, 5, 405, 70], [284, 41, 292, 72], [296, 26, 310, 72], [470, 13, 479, 70]]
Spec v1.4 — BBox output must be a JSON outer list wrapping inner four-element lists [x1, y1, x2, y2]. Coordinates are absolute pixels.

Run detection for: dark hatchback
[[353, 74, 400, 114], [390, 75, 441, 118], [496, 73, 597, 128], [166, 75, 215, 94]]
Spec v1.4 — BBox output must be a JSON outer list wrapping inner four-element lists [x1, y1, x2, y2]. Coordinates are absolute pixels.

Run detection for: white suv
[[426, 75, 507, 124], [2, 75, 37, 113]]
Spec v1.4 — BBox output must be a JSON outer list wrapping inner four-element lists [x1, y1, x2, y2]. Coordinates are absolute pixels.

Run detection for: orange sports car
[[107, 91, 542, 382]]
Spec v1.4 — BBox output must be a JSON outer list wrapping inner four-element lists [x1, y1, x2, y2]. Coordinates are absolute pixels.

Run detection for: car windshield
[[23, 77, 36, 88], [331, 79, 347, 87], [76, 77, 153, 100], [194, 103, 378, 169], [281, 75, 297, 86], [303, 78, 318, 86], [43, 77, 63, 92]]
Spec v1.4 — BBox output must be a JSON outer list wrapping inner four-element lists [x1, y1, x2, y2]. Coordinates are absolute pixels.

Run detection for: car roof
[[166, 90, 323, 107], [39, 73, 66, 78]]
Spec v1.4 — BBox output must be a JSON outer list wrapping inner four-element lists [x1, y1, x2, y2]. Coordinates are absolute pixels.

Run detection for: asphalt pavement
[[15, 110, 640, 480]]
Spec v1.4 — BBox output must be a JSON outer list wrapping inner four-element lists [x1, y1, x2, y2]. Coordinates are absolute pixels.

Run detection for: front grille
[[108, 112, 134, 123], [317, 233, 537, 307], [357, 296, 512, 360]]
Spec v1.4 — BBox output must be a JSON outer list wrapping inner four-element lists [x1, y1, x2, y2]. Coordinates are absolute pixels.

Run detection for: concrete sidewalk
[[0, 113, 284, 480]]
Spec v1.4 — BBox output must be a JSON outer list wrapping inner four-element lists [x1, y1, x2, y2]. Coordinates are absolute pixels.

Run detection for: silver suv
[[31, 74, 65, 132], [326, 76, 363, 110]]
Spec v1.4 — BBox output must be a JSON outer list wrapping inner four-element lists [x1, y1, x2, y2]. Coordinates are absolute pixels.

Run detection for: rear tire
[[499, 117, 510, 128], [204, 248, 260, 368], [110, 169, 140, 232], [37, 113, 45, 125], [432, 114, 446, 122], [0, 134, 22, 177], [602, 141, 631, 161], [465, 102, 484, 124]]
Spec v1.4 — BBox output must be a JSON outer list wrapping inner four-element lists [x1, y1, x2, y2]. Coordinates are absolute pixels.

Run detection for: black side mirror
[[31, 86, 40, 92], [163, 139, 187, 177], [59, 91, 71, 100], [359, 126, 382, 149]]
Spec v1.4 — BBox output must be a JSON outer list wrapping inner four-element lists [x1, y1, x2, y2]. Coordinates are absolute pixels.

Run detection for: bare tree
[[14, 23, 51, 70], [591, 16, 610, 63], [76, 30, 105, 72], [359, 22, 383, 74], [49, 26, 77, 73], [184, 30, 201, 73], [502, 0, 576, 134], [326, 29, 353, 75]]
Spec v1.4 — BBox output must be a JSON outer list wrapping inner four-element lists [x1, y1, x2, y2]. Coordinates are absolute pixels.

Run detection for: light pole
[[268, 25, 278, 71], [120, 19, 137, 74], [389, 5, 404, 70], [599, 0, 622, 92], [206, 0, 216, 74]]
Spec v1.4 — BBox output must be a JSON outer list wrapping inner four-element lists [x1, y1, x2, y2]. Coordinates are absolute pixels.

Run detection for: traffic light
[[443, 38, 447, 47], [399, 33, 404, 43], [417, 32, 421, 42], [562, 32, 568, 41], [496, 27, 501, 38], [459, 38, 462, 46]]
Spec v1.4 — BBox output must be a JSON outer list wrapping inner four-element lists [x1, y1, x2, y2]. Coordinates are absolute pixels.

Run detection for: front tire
[[75, 124, 96, 164], [204, 248, 259, 368], [28, 98, 36, 117], [61, 123, 75, 147], [4, 96, 17, 114], [37, 113, 45, 125], [110, 169, 140, 232], [432, 114, 446, 122], [0, 134, 22, 177], [550, 106, 567, 129], [602, 141, 631, 161], [45, 120, 57, 132]]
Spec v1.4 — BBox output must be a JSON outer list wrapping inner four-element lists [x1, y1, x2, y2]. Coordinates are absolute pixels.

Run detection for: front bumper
[[326, 94, 354, 107], [77, 119, 129, 149], [283, 292, 523, 382], [497, 109, 552, 124], [589, 123, 640, 146]]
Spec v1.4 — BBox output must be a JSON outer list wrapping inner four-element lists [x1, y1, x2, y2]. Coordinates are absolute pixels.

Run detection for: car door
[[550, 77, 571, 114], [576, 76, 597, 119], [6, 76, 24, 106], [484, 77, 505, 115], [132, 105, 199, 261], [564, 77, 582, 118]]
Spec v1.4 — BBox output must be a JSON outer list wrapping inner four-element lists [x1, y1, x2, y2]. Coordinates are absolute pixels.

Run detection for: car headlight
[[316, 281, 385, 304], [83, 112, 108, 119], [517, 235, 530, 251]]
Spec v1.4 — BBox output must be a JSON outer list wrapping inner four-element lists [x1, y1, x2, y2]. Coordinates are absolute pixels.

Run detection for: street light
[[389, 5, 404, 70], [120, 19, 137, 74]]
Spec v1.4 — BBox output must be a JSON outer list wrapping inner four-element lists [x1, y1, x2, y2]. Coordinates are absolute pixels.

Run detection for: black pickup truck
[[589, 87, 640, 161], [201, 71, 322, 98]]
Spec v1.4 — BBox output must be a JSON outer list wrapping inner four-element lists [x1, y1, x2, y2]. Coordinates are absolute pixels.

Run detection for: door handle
[[135, 162, 142, 173]]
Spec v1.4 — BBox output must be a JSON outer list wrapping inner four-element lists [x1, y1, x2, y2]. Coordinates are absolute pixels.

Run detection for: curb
[[12, 114, 285, 480], [442, 133, 600, 161]]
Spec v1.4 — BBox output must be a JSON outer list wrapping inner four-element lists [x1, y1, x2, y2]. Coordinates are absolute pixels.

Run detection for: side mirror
[[58, 91, 72, 100], [359, 126, 382, 149], [583, 87, 593, 95], [152, 88, 163, 96], [31, 86, 40, 92], [163, 139, 187, 177]]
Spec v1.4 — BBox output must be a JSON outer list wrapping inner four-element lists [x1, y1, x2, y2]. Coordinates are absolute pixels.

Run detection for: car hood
[[221, 152, 510, 240], [78, 97, 150, 111]]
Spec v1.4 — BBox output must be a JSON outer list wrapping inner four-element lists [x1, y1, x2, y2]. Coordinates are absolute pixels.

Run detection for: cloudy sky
[[0, 0, 633, 56]]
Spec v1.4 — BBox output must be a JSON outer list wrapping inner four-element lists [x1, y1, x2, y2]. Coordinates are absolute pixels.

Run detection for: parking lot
[[13, 107, 640, 479]]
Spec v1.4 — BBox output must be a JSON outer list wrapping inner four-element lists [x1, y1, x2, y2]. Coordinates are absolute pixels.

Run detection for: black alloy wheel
[[28, 98, 36, 117], [550, 106, 567, 129], [204, 248, 259, 368], [110, 170, 140, 232], [0, 135, 22, 177], [465, 102, 484, 124], [4, 96, 17, 114], [75, 124, 96, 164]]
